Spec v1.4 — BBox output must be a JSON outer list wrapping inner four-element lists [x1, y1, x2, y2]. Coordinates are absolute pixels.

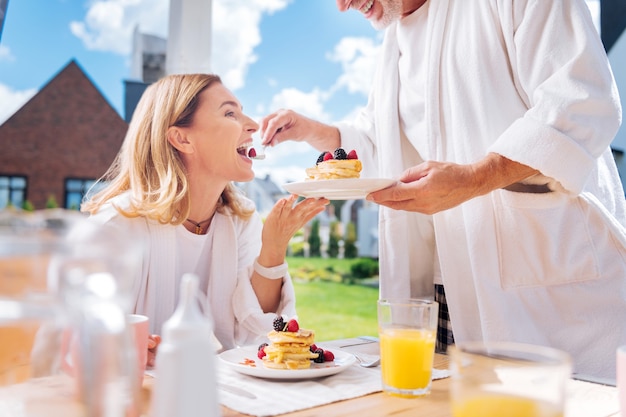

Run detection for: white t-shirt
[[397, 4, 442, 285], [397, 3, 429, 157], [174, 224, 214, 302]]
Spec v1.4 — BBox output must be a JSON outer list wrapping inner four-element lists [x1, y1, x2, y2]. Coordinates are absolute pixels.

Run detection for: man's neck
[[403, 0, 428, 17]]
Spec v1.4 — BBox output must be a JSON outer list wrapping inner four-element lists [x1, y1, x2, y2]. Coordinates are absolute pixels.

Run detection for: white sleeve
[[489, 0, 621, 193]]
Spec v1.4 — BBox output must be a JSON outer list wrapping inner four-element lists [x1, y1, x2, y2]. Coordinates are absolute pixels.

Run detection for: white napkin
[[565, 379, 619, 417], [216, 360, 450, 417]]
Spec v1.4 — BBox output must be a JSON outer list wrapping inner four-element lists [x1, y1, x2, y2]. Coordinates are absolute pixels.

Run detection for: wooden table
[[2, 353, 620, 417]]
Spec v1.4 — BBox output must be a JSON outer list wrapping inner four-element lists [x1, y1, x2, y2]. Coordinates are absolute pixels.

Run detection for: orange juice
[[380, 328, 436, 396], [452, 393, 563, 417]]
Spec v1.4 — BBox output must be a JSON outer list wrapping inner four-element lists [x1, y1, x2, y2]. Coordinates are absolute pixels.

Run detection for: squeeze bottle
[[151, 273, 221, 417]]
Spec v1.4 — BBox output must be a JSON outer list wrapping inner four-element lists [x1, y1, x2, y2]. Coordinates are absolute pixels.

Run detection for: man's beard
[[370, 0, 403, 30]]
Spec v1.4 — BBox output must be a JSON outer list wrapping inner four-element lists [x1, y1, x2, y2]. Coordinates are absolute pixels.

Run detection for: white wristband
[[253, 257, 288, 280]]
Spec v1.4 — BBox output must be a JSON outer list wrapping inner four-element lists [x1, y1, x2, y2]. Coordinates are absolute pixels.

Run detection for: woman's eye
[[225, 111, 236, 118]]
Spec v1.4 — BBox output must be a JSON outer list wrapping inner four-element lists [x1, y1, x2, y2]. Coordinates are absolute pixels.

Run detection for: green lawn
[[287, 257, 380, 341]]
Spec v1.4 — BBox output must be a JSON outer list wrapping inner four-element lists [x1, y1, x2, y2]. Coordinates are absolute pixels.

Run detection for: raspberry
[[347, 149, 358, 160], [313, 348, 325, 363], [323, 152, 333, 161], [323, 350, 335, 362], [248, 148, 257, 158], [273, 316, 285, 332], [257, 345, 267, 359], [316, 151, 328, 165], [309, 344, 318, 352], [286, 319, 299, 332], [333, 148, 348, 160]]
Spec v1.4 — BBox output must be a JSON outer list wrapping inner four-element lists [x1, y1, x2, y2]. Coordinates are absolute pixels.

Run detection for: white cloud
[[262, 34, 380, 126], [69, 0, 292, 90], [70, 0, 167, 55], [0, 44, 14, 61], [328, 36, 381, 96], [0, 84, 36, 124], [269, 87, 332, 122]]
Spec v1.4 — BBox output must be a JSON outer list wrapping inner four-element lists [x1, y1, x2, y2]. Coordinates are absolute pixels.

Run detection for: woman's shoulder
[[88, 193, 144, 230]]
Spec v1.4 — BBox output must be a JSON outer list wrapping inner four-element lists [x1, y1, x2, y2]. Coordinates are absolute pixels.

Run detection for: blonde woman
[[82, 73, 328, 359]]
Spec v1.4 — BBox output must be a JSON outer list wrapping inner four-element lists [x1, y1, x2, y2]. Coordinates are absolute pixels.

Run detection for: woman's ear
[[167, 127, 193, 153]]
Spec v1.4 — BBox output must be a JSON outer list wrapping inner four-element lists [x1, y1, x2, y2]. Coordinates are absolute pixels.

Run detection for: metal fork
[[353, 353, 380, 368]]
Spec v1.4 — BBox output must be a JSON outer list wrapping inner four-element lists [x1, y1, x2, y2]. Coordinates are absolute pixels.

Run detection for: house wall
[[0, 61, 127, 209]]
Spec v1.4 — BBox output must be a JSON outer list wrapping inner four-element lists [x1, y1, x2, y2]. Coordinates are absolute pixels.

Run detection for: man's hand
[[259, 109, 340, 151], [367, 153, 538, 214]]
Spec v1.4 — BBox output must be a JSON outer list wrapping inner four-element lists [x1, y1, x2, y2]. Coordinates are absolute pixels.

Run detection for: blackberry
[[313, 348, 325, 363], [333, 147, 348, 160], [316, 151, 328, 165], [273, 316, 285, 332], [258, 342, 268, 352]]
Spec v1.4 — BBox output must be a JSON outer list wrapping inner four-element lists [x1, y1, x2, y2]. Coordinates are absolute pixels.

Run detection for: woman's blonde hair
[[82, 73, 254, 223]]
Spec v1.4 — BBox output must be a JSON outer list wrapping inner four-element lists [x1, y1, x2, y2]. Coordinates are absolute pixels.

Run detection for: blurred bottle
[[151, 273, 221, 417]]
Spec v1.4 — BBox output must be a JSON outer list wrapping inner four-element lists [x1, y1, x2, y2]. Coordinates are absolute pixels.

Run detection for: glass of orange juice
[[449, 341, 571, 417], [377, 298, 438, 397]]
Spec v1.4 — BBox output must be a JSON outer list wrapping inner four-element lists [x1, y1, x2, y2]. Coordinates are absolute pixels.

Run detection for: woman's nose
[[245, 115, 259, 132]]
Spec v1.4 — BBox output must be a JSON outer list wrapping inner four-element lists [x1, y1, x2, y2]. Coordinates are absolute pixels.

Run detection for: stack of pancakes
[[306, 159, 362, 180], [262, 329, 319, 370]]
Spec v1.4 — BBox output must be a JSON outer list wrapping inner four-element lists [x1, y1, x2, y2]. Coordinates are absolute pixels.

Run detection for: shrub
[[308, 219, 321, 257], [45, 195, 59, 209], [350, 258, 379, 279], [22, 200, 35, 211], [290, 266, 342, 283], [327, 221, 340, 258], [344, 222, 358, 258], [289, 240, 305, 257]]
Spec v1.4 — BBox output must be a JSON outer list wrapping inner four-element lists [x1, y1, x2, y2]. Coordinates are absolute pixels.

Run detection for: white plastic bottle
[[151, 273, 221, 417]]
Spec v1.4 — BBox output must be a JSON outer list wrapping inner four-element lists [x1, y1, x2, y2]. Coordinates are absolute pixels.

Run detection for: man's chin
[[370, 20, 391, 30]]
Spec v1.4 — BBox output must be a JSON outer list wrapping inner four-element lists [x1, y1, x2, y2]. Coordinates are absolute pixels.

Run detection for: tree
[[308, 219, 321, 257], [344, 221, 358, 258], [327, 221, 340, 258]]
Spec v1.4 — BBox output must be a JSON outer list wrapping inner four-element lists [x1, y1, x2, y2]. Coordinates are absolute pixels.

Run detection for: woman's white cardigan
[[339, 0, 626, 379], [88, 192, 296, 351]]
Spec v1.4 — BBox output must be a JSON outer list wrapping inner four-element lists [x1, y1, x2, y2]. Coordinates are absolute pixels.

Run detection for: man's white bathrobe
[[88, 193, 296, 351], [339, 0, 626, 379]]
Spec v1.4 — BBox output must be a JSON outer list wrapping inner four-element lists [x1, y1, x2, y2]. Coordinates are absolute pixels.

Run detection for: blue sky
[[0, 0, 601, 185]]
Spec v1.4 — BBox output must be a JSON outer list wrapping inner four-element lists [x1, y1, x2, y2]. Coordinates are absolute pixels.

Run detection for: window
[[0, 175, 27, 209], [64, 178, 105, 210]]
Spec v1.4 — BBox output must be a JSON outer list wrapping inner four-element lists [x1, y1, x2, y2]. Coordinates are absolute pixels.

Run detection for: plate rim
[[218, 344, 356, 380], [281, 178, 395, 200]]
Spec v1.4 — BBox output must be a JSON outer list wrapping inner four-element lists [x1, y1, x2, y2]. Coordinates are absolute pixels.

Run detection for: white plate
[[218, 344, 356, 380], [282, 178, 396, 200]]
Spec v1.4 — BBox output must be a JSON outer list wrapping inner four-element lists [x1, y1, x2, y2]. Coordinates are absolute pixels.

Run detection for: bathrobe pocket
[[492, 189, 601, 289]]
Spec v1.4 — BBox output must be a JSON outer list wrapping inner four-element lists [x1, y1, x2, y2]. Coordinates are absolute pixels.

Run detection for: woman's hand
[[147, 334, 161, 368], [259, 194, 329, 265], [252, 194, 328, 313]]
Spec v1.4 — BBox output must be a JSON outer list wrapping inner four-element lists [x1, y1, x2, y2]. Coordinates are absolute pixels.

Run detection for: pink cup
[[618, 346, 626, 417], [128, 314, 149, 380]]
